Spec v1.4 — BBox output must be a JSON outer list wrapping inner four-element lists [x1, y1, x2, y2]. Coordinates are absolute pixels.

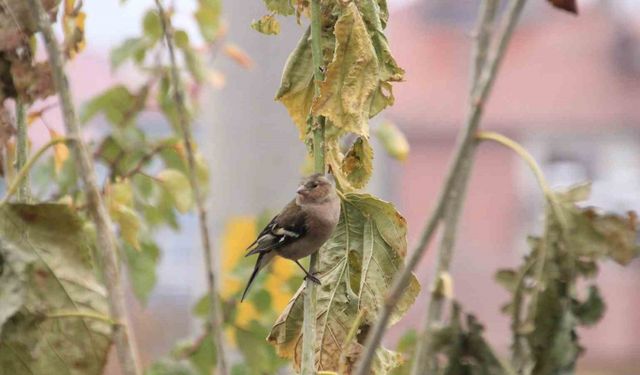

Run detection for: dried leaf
[[251, 14, 281, 35], [262, 0, 294, 16], [47, 128, 70, 173], [62, 0, 86, 59], [0, 0, 59, 52], [268, 193, 419, 373], [10, 60, 56, 103], [0, 203, 112, 375], [341, 136, 373, 189], [311, 3, 378, 138]]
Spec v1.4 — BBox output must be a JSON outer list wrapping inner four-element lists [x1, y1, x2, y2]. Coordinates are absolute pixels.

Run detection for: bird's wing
[[245, 200, 307, 257]]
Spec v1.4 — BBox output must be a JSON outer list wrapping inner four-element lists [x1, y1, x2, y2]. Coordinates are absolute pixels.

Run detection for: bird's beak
[[296, 186, 307, 195]]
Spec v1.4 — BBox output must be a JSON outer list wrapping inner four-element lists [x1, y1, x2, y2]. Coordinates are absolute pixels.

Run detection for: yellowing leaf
[[111, 203, 141, 251], [341, 136, 373, 189], [268, 193, 419, 373], [62, 1, 86, 59], [276, 28, 316, 139], [235, 301, 258, 329], [221, 216, 256, 272], [156, 169, 193, 213], [224, 44, 253, 70], [262, 0, 294, 16], [375, 121, 409, 161], [251, 14, 281, 35], [311, 3, 378, 138], [0, 204, 112, 375], [47, 129, 69, 173]]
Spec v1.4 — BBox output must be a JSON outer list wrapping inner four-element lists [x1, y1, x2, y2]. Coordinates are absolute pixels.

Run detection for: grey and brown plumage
[[241, 173, 341, 302]]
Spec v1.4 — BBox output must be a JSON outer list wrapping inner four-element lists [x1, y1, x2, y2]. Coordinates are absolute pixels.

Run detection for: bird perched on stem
[[241, 173, 341, 302]]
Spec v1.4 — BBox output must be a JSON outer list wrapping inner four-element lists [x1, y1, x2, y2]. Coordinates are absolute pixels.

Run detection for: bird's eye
[[309, 182, 318, 189]]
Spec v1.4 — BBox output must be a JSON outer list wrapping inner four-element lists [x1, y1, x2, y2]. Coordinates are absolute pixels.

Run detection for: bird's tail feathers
[[240, 251, 274, 302]]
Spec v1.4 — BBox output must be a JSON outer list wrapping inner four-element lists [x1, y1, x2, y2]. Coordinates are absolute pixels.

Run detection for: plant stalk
[[153, 1, 228, 374], [15, 100, 30, 202], [26, 1, 142, 375], [410, 1, 499, 372], [1, 138, 73, 204], [302, 1, 326, 373], [354, 1, 528, 374]]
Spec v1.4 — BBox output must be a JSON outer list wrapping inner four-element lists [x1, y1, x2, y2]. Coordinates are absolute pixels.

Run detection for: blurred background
[[19, 0, 640, 373]]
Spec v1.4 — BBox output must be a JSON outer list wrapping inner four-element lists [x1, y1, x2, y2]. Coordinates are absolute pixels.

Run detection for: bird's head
[[295, 173, 337, 205]]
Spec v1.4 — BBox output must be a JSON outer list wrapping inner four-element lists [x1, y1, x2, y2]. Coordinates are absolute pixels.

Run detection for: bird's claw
[[304, 273, 321, 285]]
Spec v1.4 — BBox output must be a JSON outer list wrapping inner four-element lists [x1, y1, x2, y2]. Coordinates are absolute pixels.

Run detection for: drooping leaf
[[341, 137, 373, 189], [251, 15, 281, 35], [375, 122, 409, 161], [0, 204, 112, 375], [311, 3, 378, 138], [108, 179, 142, 250], [0, 0, 58, 52], [357, 0, 405, 118], [10, 60, 56, 103], [157, 169, 193, 213], [276, 27, 315, 138], [555, 184, 640, 265], [268, 193, 419, 373]]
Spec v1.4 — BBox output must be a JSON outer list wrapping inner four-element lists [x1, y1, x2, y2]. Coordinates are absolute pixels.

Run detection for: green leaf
[[186, 333, 216, 375], [157, 169, 193, 213], [80, 85, 146, 127], [311, 3, 378, 138], [572, 285, 605, 326], [268, 193, 419, 373], [111, 37, 151, 69], [341, 136, 374, 189], [195, 0, 222, 43], [375, 122, 409, 161], [251, 15, 281, 35], [262, 0, 294, 15], [175, 31, 206, 83], [0, 204, 111, 375], [124, 241, 160, 305], [495, 269, 518, 293], [143, 10, 163, 42]]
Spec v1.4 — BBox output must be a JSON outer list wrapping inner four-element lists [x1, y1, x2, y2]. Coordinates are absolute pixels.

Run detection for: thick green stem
[[154, 1, 228, 374], [302, 1, 326, 373], [15, 100, 30, 202], [410, 1, 498, 373], [26, 1, 142, 374], [354, 1, 528, 374]]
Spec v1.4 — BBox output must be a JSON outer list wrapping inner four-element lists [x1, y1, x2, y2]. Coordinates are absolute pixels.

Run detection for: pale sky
[[84, 0, 639, 50]]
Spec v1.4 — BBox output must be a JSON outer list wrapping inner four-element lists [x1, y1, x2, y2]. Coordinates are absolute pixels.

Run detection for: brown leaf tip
[[548, 0, 578, 14]]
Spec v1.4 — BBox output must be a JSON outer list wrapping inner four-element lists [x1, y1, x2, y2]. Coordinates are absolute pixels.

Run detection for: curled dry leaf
[[224, 43, 254, 70]]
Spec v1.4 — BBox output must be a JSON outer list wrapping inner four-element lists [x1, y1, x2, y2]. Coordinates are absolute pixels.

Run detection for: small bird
[[241, 173, 341, 302]]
